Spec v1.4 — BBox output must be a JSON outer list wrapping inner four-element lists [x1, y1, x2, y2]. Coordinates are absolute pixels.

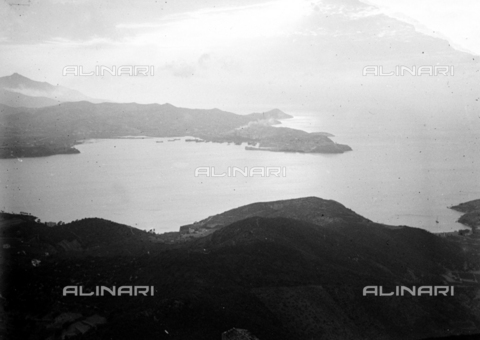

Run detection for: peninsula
[[450, 199, 480, 233], [0, 74, 351, 158]]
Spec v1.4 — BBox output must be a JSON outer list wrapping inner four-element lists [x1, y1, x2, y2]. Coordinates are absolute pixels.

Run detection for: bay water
[[1, 112, 479, 233]]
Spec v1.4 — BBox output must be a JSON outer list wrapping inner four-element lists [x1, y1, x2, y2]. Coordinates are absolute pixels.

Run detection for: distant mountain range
[[1, 196, 479, 339], [0, 73, 105, 108], [0, 74, 351, 158]]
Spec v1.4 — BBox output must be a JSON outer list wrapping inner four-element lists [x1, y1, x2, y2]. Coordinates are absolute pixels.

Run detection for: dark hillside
[[1, 197, 479, 339]]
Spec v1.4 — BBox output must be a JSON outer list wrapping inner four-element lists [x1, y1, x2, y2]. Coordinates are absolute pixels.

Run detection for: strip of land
[[0, 103, 351, 158]]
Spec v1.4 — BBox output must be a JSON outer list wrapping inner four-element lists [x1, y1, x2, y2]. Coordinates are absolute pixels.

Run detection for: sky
[[362, 0, 480, 56], [0, 0, 479, 113]]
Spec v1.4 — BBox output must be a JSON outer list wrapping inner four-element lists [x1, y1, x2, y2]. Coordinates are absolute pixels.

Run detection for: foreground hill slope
[[180, 196, 372, 234], [1, 197, 479, 339]]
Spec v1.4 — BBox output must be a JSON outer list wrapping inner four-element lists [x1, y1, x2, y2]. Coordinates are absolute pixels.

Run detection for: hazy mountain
[[0, 88, 61, 108], [2, 197, 479, 339], [0, 73, 105, 107]]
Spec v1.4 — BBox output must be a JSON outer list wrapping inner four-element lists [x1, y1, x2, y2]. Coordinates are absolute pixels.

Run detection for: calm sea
[[1, 112, 478, 233]]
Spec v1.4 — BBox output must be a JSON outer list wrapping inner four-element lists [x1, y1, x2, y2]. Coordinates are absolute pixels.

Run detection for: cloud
[[198, 53, 211, 68], [359, 0, 480, 56], [346, 8, 383, 20], [160, 53, 243, 79], [163, 61, 196, 78], [235, 118, 277, 131], [117, 0, 315, 50], [160, 54, 216, 78], [116, 23, 165, 29], [43, 36, 117, 47]]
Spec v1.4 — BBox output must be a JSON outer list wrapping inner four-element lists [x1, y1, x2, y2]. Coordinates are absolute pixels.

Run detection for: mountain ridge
[[179, 196, 371, 235]]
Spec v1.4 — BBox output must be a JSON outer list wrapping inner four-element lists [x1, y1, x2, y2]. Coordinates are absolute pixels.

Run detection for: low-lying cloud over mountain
[[0, 73, 106, 108]]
